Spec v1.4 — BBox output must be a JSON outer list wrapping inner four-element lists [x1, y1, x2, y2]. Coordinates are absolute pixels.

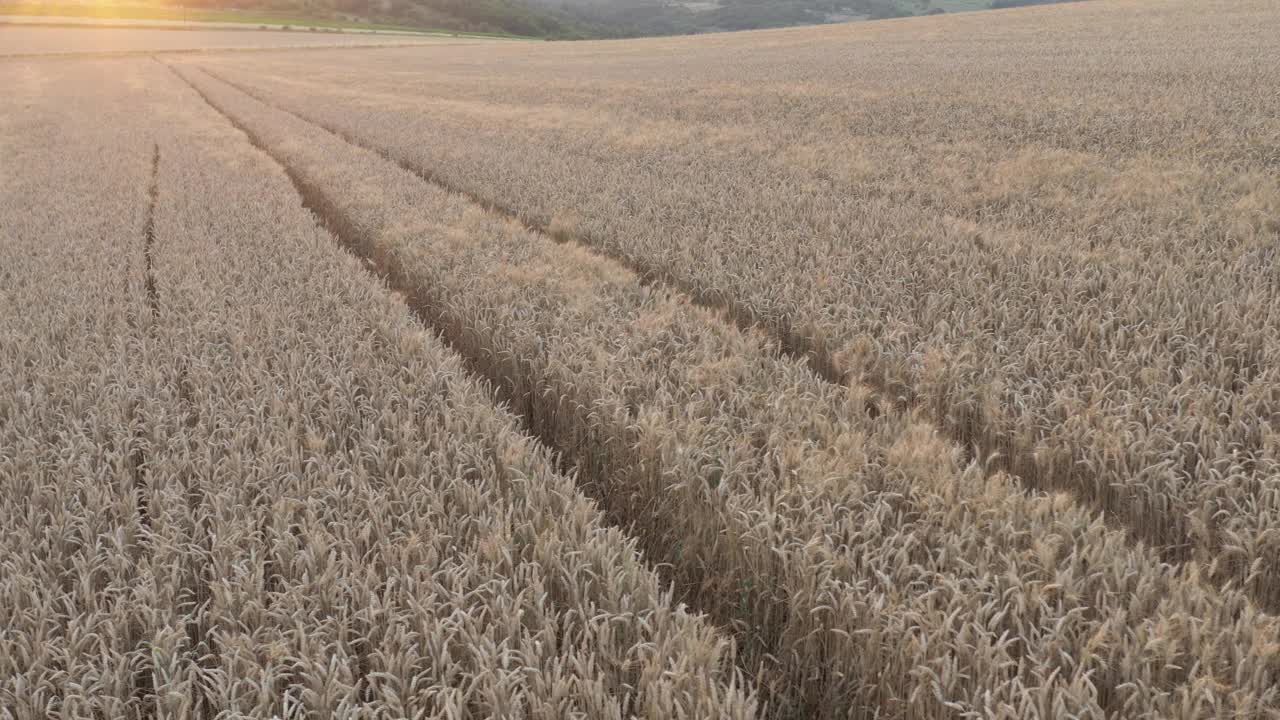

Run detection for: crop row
[[177, 62, 1279, 719], [1, 59, 753, 719], [0, 61, 163, 719], [189, 0, 1280, 608], [0, 26, 446, 59]]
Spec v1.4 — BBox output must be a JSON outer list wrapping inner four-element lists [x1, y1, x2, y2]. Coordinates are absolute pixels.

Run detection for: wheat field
[[3, 1, 1279, 718], [0, 25, 477, 58]]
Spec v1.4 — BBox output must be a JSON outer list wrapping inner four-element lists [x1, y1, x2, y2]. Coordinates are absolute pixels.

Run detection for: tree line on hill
[[179, 0, 1082, 37]]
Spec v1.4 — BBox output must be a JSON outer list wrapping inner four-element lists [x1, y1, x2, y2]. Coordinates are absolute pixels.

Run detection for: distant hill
[[526, 0, 904, 36], [520, 0, 1067, 36], [138, 0, 597, 37], [1, 0, 1083, 38]]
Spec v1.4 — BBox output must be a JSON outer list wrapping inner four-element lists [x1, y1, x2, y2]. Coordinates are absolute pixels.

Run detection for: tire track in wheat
[[166, 60, 766, 718], [191, 64, 1204, 590]]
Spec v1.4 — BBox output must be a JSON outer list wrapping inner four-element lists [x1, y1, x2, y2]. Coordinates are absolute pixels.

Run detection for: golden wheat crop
[[0, 25, 456, 58], [169, 58, 1278, 719], [189, 0, 1280, 612], [1, 59, 753, 719], [5, 1, 1280, 717]]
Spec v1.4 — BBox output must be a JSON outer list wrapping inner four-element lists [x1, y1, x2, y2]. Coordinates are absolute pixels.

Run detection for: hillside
[[521, 0, 1064, 35], [1, 0, 1082, 37], [180, 0, 595, 36], [0, 0, 595, 37]]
